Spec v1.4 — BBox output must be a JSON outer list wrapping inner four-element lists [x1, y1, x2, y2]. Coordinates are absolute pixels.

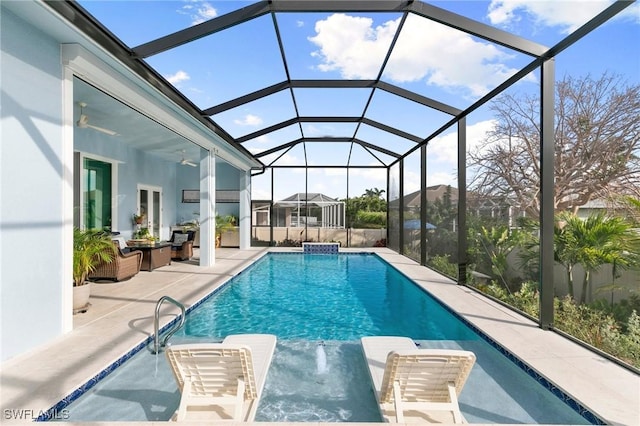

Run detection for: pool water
[[184, 253, 478, 340], [57, 253, 593, 424]]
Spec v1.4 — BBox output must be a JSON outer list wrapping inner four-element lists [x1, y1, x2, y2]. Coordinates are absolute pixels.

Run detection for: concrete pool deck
[[0, 247, 638, 425]]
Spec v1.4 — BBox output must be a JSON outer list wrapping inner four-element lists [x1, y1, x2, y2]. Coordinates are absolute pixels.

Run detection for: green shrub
[[427, 255, 458, 278], [353, 211, 386, 228], [478, 284, 640, 368]]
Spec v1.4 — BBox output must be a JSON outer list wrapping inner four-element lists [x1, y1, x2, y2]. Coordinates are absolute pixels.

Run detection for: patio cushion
[[173, 233, 189, 246], [112, 236, 131, 253]]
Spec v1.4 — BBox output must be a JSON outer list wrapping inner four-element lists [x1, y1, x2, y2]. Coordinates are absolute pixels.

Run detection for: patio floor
[[0, 247, 637, 425]]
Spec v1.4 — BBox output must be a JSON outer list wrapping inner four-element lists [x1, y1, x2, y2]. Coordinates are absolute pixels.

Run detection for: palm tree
[[215, 214, 236, 247], [364, 188, 385, 198], [362, 188, 386, 212], [559, 212, 639, 304], [553, 212, 582, 300], [517, 212, 639, 303]]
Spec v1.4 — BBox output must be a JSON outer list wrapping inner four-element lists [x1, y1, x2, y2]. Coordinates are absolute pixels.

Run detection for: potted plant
[[133, 213, 145, 225], [73, 228, 115, 312], [133, 227, 153, 241], [215, 214, 236, 248]]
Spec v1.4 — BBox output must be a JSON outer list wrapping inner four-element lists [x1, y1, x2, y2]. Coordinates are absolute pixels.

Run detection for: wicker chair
[[89, 241, 143, 282], [170, 230, 195, 261]]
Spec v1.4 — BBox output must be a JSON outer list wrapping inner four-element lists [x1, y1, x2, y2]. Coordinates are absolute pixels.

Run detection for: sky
[[79, 0, 639, 202]]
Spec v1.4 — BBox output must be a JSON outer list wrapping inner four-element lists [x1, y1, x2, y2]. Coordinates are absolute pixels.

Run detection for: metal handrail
[[152, 296, 186, 354]]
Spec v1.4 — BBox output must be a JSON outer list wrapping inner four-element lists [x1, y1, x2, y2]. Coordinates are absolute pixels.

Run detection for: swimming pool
[[52, 253, 599, 423]]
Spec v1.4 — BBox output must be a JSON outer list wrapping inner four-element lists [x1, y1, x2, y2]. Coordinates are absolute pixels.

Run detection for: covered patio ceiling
[[49, 0, 631, 170]]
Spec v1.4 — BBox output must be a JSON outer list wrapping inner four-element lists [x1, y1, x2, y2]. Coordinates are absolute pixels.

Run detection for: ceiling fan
[[179, 150, 197, 167], [76, 102, 118, 136]]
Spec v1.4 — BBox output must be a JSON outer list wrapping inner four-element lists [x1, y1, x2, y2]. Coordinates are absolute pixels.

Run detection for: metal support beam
[[407, 1, 547, 56], [203, 81, 289, 115], [457, 118, 467, 285], [362, 118, 423, 143], [270, 169, 274, 245], [377, 81, 461, 115], [399, 159, 405, 255], [236, 118, 298, 143], [132, 1, 271, 57], [539, 59, 555, 329], [420, 145, 427, 265]]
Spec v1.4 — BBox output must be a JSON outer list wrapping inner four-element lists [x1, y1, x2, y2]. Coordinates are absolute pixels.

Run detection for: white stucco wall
[[1, 8, 67, 361]]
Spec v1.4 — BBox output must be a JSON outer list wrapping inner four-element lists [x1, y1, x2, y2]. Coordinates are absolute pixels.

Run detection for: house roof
[[403, 185, 459, 207], [276, 192, 341, 207]]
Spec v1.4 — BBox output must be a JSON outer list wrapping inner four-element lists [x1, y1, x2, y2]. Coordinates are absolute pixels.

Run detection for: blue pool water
[[55, 253, 595, 424], [183, 253, 478, 341]]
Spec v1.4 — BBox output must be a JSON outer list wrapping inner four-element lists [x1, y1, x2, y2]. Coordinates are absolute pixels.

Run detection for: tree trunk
[[580, 270, 591, 304], [566, 266, 575, 300]]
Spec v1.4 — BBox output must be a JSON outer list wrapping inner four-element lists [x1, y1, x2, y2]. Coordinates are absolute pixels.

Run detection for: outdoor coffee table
[[127, 241, 172, 271]]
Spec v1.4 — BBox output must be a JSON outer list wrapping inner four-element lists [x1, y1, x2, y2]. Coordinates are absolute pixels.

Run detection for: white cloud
[[488, 0, 613, 34], [258, 152, 300, 166], [308, 13, 525, 98], [165, 70, 190, 86], [386, 15, 523, 97], [304, 124, 322, 135], [349, 167, 387, 185], [179, 1, 218, 25], [310, 182, 328, 193], [308, 14, 397, 79], [296, 20, 305, 28], [251, 187, 271, 200], [427, 171, 457, 187], [234, 114, 264, 126], [324, 168, 347, 177], [428, 119, 496, 164], [403, 170, 421, 194]]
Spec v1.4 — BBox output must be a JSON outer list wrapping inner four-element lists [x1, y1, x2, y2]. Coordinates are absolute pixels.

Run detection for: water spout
[[316, 341, 328, 374]]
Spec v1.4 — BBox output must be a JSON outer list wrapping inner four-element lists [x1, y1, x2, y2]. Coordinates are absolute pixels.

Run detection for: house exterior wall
[[75, 135, 178, 240], [0, 1, 256, 362], [1, 8, 67, 361]]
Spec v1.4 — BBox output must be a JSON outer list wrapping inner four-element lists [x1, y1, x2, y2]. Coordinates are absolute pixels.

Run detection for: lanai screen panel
[[294, 88, 373, 117], [212, 91, 297, 139], [383, 13, 535, 110], [366, 89, 455, 141], [75, 0, 628, 175], [277, 11, 404, 80]]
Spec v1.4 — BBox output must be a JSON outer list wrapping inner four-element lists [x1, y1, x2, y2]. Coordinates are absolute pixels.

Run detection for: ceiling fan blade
[[76, 111, 117, 136], [86, 124, 118, 136]]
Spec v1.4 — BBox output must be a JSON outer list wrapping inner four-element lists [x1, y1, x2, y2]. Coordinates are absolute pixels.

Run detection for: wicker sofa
[[89, 241, 143, 282]]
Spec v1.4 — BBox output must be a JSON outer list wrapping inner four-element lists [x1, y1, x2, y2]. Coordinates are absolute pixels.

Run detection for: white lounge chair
[[165, 333, 277, 422], [361, 336, 476, 423]]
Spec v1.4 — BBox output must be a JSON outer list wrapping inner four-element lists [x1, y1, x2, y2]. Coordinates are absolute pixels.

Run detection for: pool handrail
[[152, 295, 186, 354]]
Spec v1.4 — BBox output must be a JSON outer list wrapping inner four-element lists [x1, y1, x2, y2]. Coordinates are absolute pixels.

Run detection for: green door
[[83, 158, 112, 230]]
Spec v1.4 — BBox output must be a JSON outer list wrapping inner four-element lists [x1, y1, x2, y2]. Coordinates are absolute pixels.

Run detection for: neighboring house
[[575, 198, 632, 220], [401, 185, 522, 230], [252, 193, 345, 228]]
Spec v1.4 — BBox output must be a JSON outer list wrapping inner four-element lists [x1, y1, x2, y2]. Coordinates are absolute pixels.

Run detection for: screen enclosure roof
[[58, 0, 632, 170]]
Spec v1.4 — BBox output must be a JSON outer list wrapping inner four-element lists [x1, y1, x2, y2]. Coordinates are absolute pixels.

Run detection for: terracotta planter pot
[[73, 283, 92, 312]]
